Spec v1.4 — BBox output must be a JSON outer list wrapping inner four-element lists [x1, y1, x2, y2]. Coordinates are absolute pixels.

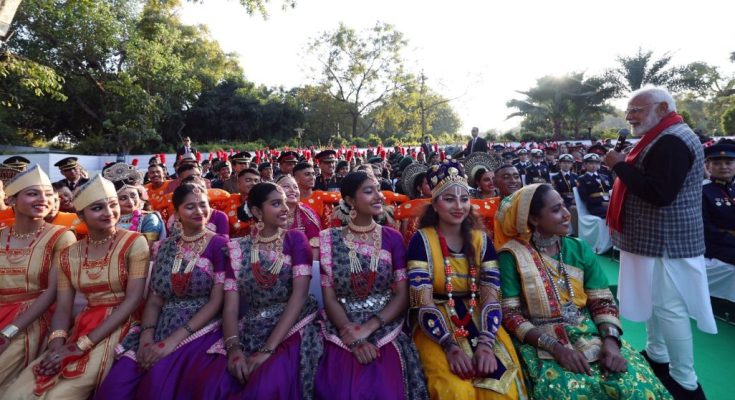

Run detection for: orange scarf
[[607, 112, 683, 232]]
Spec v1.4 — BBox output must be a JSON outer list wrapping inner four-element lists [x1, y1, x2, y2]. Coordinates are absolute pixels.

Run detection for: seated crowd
[[0, 86, 731, 399]]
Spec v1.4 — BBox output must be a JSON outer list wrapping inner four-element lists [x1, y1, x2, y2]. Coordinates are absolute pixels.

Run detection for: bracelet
[[440, 339, 459, 353], [347, 338, 366, 349], [257, 346, 275, 355], [0, 324, 20, 340], [224, 335, 240, 345], [183, 324, 195, 335], [225, 341, 243, 353], [76, 335, 95, 353], [48, 330, 68, 344], [372, 313, 386, 329], [140, 325, 156, 333], [537, 333, 558, 354]]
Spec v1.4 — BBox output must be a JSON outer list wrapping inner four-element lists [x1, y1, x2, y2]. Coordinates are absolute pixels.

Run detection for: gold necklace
[[251, 228, 285, 287], [88, 230, 117, 246], [10, 222, 47, 240], [181, 229, 207, 243], [171, 234, 207, 296], [348, 220, 377, 233], [256, 228, 282, 244]]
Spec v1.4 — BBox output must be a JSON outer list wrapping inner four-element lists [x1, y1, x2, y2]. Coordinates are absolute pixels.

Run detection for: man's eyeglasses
[[625, 102, 662, 115]]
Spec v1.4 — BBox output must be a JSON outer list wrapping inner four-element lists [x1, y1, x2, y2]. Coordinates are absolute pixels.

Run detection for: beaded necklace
[[3, 222, 47, 264], [345, 220, 381, 299], [436, 228, 477, 339], [534, 240, 578, 324], [250, 228, 285, 288], [171, 230, 208, 296], [83, 231, 118, 280]]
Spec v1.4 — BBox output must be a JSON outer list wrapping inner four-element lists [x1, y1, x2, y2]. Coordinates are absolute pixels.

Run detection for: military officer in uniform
[[525, 148, 551, 184], [576, 153, 612, 218], [702, 140, 735, 267], [552, 153, 578, 208], [513, 148, 530, 176], [53, 157, 89, 191], [3, 156, 31, 172], [223, 151, 251, 193], [313, 149, 340, 192], [276, 150, 299, 177]]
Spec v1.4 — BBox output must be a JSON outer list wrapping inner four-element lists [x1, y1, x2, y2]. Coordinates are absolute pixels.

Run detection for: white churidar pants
[[617, 251, 717, 390]]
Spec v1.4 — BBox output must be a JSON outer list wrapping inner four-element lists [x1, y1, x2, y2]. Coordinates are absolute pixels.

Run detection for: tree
[[604, 47, 709, 95], [369, 73, 461, 142], [2, 0, 240, 154], [307, 21, 407, 138], [506, 72, 616, 139], [721, 106, 735, 136]]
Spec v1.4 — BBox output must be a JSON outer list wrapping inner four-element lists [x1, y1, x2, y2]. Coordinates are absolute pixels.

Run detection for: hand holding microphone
[[604, 128, 630, 168], [614, 128, 630, 152]]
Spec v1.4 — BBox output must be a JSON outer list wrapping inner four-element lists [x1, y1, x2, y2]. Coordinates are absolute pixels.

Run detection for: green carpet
[[595, 253, 733, 399]]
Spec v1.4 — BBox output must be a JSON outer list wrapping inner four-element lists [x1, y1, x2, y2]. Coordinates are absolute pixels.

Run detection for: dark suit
[[462, 136, 488, 157], [420, 143, 432, 156], [55, 177, 89, 192], [552, 171, 578, 207], [576, 172, 612, 218], [176, 146, 197, 158]]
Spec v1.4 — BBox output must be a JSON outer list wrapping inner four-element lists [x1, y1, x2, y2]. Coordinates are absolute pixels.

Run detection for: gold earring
[[255, 220, 264, 231], [349, 209, 357, 220]]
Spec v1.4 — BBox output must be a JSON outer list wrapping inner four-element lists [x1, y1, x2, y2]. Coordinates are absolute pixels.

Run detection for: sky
[[179, 0, 735, 135]]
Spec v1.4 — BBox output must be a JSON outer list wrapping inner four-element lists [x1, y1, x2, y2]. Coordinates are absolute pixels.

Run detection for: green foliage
[[2, 0, 242, 154], [0, 52, 67, 108], [307, 21, 408, 138], [721, 106, 735, 136], [507, 72, 616, 139], [679, 110, 695, 129], [352, 137, 368, 148], [603, 47, 710, 95], [369, 73, 461, 141]]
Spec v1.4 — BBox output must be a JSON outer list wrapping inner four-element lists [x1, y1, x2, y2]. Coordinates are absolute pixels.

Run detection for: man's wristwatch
[[601, 325, 622, 347]]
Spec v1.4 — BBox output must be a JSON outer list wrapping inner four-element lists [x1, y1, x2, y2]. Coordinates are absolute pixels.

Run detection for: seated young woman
[[315, 171, 428, 400], [495, 183, 671, 399], [0, 166, 76, 396], [7, 174, 149, 399], [191, 182, 322, 399], [407, 160, 526, 400], [93, 181, 228, 399]]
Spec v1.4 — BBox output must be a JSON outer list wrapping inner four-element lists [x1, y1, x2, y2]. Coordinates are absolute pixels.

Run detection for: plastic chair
[[573, 187, 613, 254]]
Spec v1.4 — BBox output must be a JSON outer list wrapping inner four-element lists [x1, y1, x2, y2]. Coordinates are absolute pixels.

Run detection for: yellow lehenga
[[408, 227, 527, 400], [7, 230, 149, 400], [0, 225, 76, 395]]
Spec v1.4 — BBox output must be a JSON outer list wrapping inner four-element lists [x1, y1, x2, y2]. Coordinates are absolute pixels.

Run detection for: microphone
[[614, 128, 630, 152]]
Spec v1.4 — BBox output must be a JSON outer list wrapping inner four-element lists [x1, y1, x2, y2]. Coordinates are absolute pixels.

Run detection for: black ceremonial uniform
[[576, 172, 612, 218], [552, 171, 578, 207], [525, 162, 551, 184], [702, 178, 735, 264]]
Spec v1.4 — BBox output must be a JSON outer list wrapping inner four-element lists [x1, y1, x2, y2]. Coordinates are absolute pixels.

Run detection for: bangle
[[601, 325, 622, 347], [76, 335, 94, 352], [537, 333, 558, 354], [440, 339, 459, 353], [140, 325, 156, 333], [257, 346, 275, 355], [347, 339, 366, 349], [183, 324, 195, 335], [224, 335, 240, 345], [0, 324, 20, 340], [225, 341, 243, 353], [48, 330, 68, 344], [372, 313, 386, 329]]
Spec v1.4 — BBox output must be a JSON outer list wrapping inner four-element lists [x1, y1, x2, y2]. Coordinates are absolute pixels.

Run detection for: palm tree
[[506, 73, 615, 139], [604, 47, 705, 95]]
